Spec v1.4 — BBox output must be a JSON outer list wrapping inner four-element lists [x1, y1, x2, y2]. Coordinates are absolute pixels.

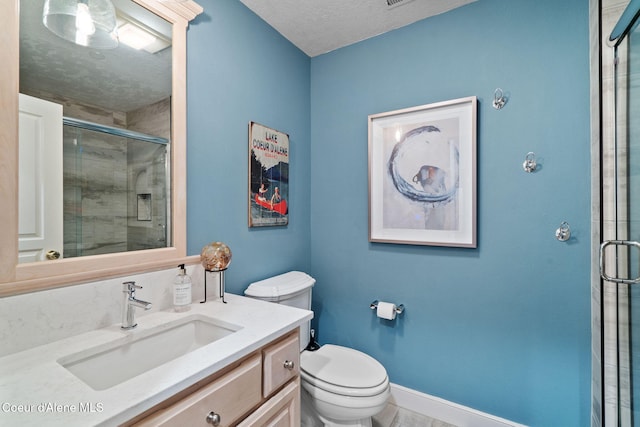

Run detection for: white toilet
[[244, 271, 390, 427]]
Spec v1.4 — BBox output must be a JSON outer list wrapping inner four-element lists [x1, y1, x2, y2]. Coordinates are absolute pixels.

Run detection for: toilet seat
[[301, 345, 389, 397]]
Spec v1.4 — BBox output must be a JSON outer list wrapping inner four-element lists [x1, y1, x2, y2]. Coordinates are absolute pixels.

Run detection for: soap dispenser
[[173, 264, 192, 312]]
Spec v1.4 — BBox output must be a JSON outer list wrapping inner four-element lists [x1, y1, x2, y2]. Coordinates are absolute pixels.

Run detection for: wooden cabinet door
[[135, 354, 262, 427], [237, 377, 300, 427], [262, 333, 299, 398]]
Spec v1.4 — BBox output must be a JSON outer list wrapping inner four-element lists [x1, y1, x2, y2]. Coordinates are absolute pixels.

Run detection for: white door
[[18, 93, 63, 263]]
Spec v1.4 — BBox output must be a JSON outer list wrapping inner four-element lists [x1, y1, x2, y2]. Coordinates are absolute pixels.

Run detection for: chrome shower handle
[[599, 240, 640, 284]]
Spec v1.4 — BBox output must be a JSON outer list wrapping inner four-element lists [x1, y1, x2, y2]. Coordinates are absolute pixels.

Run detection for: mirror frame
[[0, 0, 202, 297]]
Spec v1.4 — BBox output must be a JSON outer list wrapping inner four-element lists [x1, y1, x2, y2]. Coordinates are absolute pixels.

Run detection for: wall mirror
[[0, 0, 202, 296]]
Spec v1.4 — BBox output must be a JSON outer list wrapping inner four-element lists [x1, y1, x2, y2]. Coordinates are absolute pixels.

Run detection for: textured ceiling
[[20, 0, 172, 113], [20, 0, 476, 112], [239, 0, 477, 57]]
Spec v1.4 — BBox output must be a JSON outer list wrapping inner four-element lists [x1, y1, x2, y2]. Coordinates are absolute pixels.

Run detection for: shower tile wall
[[126, 98, 171, 251], [63, 126, 128, 257], [126, 141, 169, 251], [127, 98, 171, 140], [20, 88, 128, 128], [63, 129, 170, 257], [50, 94, 171, 258]]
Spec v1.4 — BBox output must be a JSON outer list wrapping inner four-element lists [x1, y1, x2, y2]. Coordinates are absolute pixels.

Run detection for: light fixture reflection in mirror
[[43, 0, 119, 49]]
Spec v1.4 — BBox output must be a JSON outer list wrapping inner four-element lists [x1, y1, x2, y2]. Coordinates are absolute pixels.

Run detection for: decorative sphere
[[200, 242, 232, 271]]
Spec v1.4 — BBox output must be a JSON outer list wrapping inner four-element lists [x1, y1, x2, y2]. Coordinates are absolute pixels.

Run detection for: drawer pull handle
[[206, 411, 221, 425], [283, 360, 295, 370]]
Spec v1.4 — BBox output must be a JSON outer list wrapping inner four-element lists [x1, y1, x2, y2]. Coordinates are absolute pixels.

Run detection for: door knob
[[46, 250, 61, 260]]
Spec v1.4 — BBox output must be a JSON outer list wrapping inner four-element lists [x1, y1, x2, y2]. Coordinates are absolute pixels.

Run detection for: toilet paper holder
[[370, 300, 405, 315]]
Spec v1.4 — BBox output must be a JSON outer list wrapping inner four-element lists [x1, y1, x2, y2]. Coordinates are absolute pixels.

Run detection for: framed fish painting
[[368, 97, 477, 247], [248, 122, 289, 227]]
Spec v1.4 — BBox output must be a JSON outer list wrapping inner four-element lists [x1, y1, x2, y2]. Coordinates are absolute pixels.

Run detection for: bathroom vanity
[[0, 294, 311, 426], [130, 331, 301, 426]]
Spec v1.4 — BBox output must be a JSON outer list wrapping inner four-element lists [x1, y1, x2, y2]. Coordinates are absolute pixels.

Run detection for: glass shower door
[[603, 5, 640, 424], [62, 120, 170, 258], [628, 16, 640, 425]]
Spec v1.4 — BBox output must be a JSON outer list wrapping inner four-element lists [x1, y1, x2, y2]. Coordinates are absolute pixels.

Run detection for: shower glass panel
[[628, 18, 640, 424], [612, 8, 640, 424], [63, 120, 169, 258]]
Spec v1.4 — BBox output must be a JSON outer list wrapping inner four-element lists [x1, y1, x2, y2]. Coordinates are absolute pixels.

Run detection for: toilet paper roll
[[376, 301, 397, 320]]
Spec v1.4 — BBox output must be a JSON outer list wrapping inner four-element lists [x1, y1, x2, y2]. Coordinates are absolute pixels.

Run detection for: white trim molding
[[389, 383, 528, 427]]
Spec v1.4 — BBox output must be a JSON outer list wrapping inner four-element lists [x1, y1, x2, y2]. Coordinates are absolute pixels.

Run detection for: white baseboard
[[389, 383, 528, 427]]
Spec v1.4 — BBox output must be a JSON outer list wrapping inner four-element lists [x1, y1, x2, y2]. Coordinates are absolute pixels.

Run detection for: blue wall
[[186, 0, 311, 287], [308, 1, 590, 426], [186, 0, 591, 425]]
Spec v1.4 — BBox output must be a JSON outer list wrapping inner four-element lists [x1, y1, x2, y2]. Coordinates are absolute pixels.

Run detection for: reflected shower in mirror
[[19, 0, 172, 263], [62, 119, 169, 259]]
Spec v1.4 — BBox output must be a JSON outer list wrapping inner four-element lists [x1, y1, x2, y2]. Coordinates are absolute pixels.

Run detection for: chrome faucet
[[121, 281, 152, 330]]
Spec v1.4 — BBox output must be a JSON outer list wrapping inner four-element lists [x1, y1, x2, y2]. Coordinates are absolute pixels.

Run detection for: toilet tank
[[244, 271, 315, 351]]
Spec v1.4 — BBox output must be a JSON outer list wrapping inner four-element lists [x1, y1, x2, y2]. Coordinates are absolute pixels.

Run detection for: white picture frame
[[368, 96, 477, 247]]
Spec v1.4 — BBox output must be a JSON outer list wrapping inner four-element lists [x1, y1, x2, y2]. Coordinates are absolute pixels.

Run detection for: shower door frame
[[595, 0, 640, 425]]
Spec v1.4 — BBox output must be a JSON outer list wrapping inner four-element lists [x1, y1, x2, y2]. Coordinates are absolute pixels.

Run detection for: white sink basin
[[59, 315, 241, 390]]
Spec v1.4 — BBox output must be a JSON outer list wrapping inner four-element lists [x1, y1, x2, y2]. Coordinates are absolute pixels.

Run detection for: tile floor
[[372, 403, 458, 427]]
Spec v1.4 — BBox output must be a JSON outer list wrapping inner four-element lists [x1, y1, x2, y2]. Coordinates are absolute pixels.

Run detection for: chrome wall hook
[[493, 88, 507, 110], [523, 152, 537, 173], [555, 221, 571, 242]]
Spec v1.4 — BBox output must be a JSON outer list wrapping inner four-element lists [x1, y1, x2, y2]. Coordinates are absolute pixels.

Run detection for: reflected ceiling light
[[43, 0, 119, 49], [116, 16, 172, 54], [118, 22, 156, 50]]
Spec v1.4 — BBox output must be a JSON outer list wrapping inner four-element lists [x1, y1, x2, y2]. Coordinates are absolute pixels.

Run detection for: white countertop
[[0, 294, 312, 426]]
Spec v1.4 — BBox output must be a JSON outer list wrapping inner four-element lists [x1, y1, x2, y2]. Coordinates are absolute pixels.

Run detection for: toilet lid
[[301, 345, 388, 391], [245, 271, 315, 300]]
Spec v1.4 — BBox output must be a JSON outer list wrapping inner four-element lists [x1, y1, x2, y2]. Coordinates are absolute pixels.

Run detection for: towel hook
[[523, 152, 537, 173], [493, 88, 507, 110], [556, 221, 571, 242]]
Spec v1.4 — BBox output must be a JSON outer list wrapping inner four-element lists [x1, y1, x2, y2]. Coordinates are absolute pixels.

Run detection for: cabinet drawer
[[262, 332, 299, 398], [237, 377, 300, 427], [135, 354, 262, 427]]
